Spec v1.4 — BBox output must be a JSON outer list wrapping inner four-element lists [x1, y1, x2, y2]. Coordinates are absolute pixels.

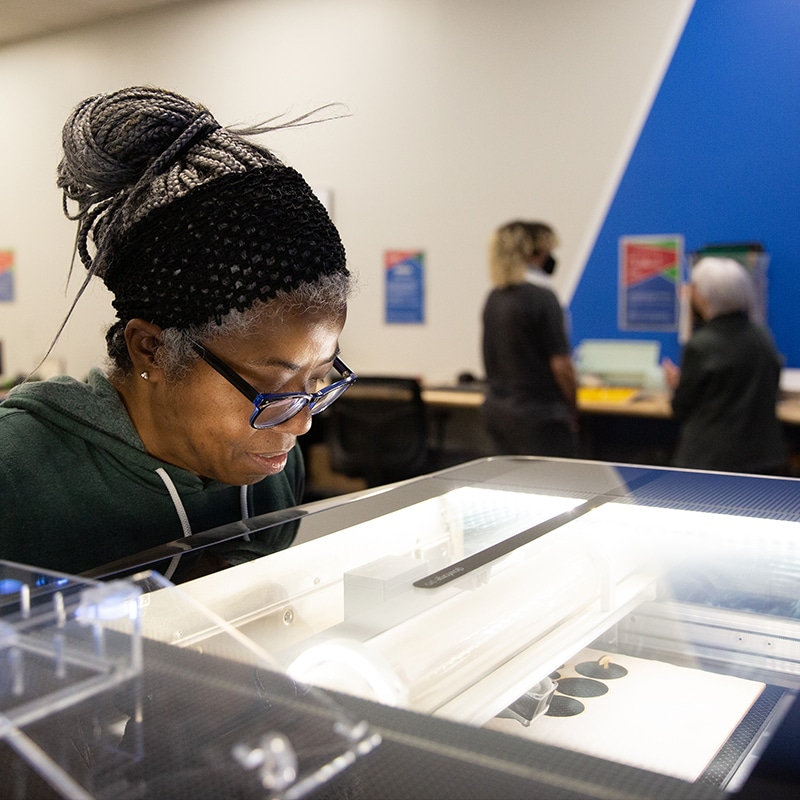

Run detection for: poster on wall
[[0, 250, 14, 302], [385, 250, 425, 324], [618, 235, 683, 331]]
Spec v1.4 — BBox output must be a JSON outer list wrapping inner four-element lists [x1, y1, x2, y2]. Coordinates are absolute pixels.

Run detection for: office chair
[[325, 375, 430, 488]]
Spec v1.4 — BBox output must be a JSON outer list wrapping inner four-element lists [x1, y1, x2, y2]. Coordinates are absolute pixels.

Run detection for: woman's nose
[[275, 404, 313, 436]]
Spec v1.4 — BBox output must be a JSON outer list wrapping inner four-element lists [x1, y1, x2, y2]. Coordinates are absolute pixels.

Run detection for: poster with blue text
[[385, 250, 425, 324], [619, 235, 683, 331]]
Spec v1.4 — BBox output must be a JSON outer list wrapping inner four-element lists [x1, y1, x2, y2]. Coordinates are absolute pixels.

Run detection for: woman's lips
[[249, 451, 289, 474]]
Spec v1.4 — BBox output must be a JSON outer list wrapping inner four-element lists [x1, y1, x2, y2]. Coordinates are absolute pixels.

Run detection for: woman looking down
[[0, 86, 355, 579]]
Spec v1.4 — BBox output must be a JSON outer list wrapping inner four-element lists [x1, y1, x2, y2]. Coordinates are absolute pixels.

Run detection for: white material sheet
[[486, 648, 764, 783]]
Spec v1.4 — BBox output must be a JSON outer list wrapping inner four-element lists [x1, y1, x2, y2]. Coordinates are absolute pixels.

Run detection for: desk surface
[[4, 384, 799, 425], [422, 386, 800, 426], [422, 386, 672, 418]]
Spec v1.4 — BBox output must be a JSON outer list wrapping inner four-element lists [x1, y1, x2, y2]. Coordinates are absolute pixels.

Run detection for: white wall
[[0, 0, 693, 384]]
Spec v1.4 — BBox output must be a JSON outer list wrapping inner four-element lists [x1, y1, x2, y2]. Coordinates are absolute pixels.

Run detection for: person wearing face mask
[[0, 86, 355, 581], [662, 256, 787, 474], [481, 220, 578, 458]]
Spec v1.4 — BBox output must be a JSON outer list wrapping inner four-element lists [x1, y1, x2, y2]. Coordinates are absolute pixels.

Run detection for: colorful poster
[[619, 235, 683, 330], [0, 250, 13, 302], [385, 250, 424, 324]]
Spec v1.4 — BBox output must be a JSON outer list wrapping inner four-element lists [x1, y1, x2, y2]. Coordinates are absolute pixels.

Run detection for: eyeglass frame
[[189, 339, 357, 429]]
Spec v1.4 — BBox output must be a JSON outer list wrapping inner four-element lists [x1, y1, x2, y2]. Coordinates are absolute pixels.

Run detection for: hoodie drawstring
[[240, 484, 251, 541], [156, 468, 192, 581], [155, 470, 252, 581]]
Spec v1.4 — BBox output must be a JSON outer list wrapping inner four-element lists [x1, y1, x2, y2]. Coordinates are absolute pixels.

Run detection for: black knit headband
[[103, 165, 347, 329]]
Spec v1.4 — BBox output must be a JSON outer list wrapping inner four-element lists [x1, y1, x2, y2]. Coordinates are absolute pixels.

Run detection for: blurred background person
[[481, 220, 578, 457], [663, 256, 787, 474]]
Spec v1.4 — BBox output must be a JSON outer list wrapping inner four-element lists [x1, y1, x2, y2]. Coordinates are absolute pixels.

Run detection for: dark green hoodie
[[0, 369, 304, 578]]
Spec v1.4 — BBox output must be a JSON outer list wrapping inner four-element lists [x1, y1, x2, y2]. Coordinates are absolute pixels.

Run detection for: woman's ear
[[124, 319, 164, 378]]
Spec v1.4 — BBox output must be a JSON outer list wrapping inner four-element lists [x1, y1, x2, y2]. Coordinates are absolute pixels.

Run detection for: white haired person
[[0, 87, 355, 579], [663, 256, 786, 474]]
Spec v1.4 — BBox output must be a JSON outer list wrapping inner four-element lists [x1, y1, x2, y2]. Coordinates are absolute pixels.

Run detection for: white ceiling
[[0, 0, 194, 46]]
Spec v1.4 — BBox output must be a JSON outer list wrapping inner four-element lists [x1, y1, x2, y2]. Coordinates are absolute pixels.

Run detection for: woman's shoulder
[[1, 369, 136, 436], [0, 403, 66, 481], [0, 399, 47, 434], [490, 281, 557, 302]]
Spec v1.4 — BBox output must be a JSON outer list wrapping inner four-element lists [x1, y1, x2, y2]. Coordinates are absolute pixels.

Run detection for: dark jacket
[[671, 313, 786, 473]]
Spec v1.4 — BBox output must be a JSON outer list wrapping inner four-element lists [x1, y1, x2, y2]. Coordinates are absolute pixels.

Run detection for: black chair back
[[325, 376, 429, 487]]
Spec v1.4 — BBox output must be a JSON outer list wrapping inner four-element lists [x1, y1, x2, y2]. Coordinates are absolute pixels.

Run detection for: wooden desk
[[779, 397, 800, 426], [577, 388, 672, 419], [422, 386, 679, 467], [424, 386, 800, 425], [422, 388, 484, 409], [423, 386, 673, 419], [422, 386, 800, 473]]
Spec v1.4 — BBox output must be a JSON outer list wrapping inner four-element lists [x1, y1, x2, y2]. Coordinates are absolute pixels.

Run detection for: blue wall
[[569, 0, 800, 368]]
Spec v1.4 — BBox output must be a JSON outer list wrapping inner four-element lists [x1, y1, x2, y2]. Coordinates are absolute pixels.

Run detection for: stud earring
[[140, 371, 149, 380]]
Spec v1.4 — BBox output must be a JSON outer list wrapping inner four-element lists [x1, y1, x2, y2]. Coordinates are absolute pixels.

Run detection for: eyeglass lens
[[251, 379, 353, 429]]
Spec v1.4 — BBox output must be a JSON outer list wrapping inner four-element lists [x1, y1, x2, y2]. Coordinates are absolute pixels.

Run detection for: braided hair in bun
[[52, 86, 350, 372]]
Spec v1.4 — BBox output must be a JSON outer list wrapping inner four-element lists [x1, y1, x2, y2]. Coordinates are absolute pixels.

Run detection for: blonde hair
[[489, 221, 558, 288]]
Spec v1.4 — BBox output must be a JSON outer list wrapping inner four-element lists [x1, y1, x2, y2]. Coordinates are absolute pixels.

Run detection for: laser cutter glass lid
[[145, 457, 800, 794], [0, 562, 379, 799]]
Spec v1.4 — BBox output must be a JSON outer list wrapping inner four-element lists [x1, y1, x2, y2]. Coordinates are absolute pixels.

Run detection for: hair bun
[[57, 86, 211, 208]]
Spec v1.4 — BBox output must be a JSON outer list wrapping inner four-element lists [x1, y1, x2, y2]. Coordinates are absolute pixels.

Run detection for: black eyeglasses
[[190, 340, 357, 429]]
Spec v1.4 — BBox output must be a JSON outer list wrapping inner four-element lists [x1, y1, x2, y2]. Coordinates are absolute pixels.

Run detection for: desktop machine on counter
[[4, 456, 800, 798]]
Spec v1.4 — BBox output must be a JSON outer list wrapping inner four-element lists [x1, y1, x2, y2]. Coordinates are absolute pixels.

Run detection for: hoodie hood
[[6, 368, 142, 446], [3, 368, 211, 492]]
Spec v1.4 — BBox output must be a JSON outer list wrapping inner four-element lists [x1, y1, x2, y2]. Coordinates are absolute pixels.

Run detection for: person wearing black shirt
[[481, 221, 578, 458]]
